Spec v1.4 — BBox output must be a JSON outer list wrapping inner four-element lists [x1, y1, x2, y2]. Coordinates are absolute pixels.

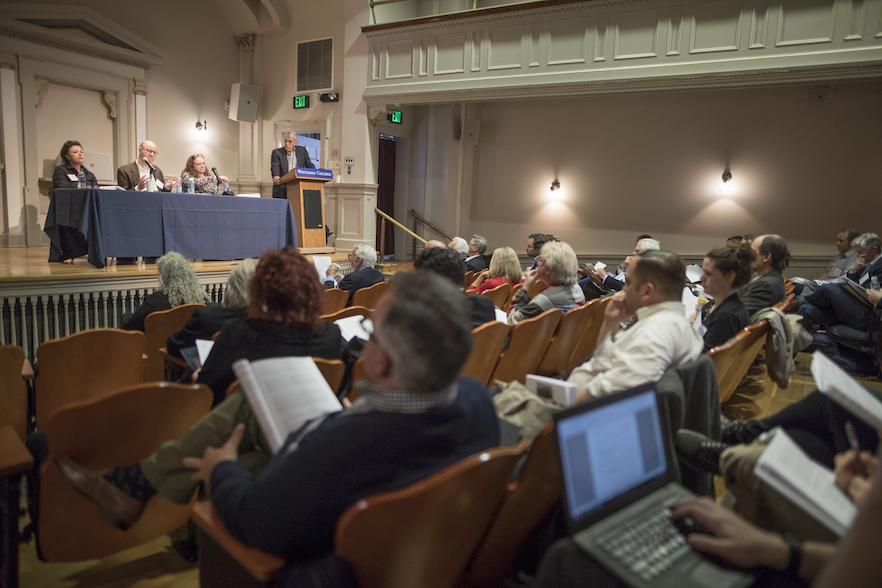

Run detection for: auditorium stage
[[0, 246, 349, 283]]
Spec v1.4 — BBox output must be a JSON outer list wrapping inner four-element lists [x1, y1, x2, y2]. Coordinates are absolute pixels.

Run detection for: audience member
[[727, 235, 744, 247], [587, 237, 660, 292], [567, 251, 703, 402], [199, 247, 346, 404], [52, 140, 96, 190], [56, 271, 499, 588], [743, 233, 761, 245], [120, 252, 210, 332], [414, 247, 496, 327], [468, 246, 523, 294], [525, 233, 557, 269], [425, 239, 447, 249], [738, 234, 788, 316], [509, 241, 584, 325], [166, 258, 258, 358], [820, 229, 860, 281], [325, 243, 386, 306], [117, 140, 176, 192], [465, 234, 488, 272], [271, 131, 315, 199], [448, 236, 469, 260], [180, 154, 228, 194], [798, 232, 882, 336], [691, 245, 754, 352]]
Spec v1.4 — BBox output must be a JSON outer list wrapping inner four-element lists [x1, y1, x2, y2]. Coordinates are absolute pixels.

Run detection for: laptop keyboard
[[595, 486, 693, 583]]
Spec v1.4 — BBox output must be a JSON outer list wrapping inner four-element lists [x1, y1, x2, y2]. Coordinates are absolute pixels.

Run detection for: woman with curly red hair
[[197, 246, 345, 405]]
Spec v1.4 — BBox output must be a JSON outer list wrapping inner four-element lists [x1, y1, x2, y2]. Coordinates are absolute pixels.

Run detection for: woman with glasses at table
[[197, 246, 347, 405], [508, 240, 585, 326], [179, 153, 229, 194], [52, 140, 97, 191]]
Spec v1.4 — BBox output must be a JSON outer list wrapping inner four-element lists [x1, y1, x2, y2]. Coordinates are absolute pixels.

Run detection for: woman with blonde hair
[[121, 252, 211, 332], [180, 154, 228, 194], [468, 246, 523, 294]]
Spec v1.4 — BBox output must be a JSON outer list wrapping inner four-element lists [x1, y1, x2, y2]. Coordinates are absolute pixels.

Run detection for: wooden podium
[[279, 167, 335, 254]]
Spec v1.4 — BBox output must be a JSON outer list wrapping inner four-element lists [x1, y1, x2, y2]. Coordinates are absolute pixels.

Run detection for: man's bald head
[[425, 240, 446, 250]]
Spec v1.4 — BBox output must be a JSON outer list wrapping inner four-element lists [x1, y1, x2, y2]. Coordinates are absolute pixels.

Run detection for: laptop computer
[[553, 382, 754, 588]]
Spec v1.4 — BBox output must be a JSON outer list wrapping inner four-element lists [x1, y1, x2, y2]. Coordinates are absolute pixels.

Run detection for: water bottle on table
[[77, 168, 85, 189], [187, 176, 195, 194]]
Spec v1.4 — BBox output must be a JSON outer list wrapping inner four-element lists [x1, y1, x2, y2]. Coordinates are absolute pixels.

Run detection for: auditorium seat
[[0, 345, 28, 441], [143, 303, 205, 381], [320, 306, 371, 323], [37, 382, 212, 561], [34, 329, 146, 428], [490, 308, 562, 385], [706, 320, 771, 403], [567, 297, 612, 371], [461, 322, 509, 386], [535, 302, 596, 377], [480, 283, 511, 309], [323, 288, 349, 315], [350, 281, 390, 310], [463, 271, 476, 290]]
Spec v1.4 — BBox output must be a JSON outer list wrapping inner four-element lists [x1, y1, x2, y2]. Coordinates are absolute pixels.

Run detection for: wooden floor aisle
[[17, 351, 882, 587]]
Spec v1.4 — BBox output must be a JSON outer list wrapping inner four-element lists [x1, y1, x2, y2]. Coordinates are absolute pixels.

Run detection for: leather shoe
[[55, 455, 146, 530], [674, 430, 727, 476]]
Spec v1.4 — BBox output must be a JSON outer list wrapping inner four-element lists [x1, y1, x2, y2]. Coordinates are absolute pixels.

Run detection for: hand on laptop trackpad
[[690, 561, 752, 588], [673, 515, 713, 537]]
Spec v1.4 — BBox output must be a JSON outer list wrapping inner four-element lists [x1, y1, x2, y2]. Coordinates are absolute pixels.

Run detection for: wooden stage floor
[[0, 246, 350, 283]]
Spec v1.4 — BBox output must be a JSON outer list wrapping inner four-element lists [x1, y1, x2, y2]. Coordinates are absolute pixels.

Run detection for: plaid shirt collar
[[344, 382, 459, 415]]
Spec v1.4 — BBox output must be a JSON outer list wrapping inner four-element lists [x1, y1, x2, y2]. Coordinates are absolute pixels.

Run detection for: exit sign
[[387, 111, 402, 124], [293, 95, 309, 109]]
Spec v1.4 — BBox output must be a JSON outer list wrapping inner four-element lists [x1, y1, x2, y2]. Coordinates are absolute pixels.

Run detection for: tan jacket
[[116, 162, 169, 191]]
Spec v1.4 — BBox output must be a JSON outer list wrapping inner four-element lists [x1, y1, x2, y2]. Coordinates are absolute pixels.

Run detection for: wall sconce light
[[550, 179, 560, 191], [719, 169, 732, 193], [195, 120, 208, 136]]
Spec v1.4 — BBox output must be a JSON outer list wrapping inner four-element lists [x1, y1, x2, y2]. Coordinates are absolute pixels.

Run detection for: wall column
[[133, 82, 147, 149], [235, 33, 259, 194], [0, 60, 24, 246]]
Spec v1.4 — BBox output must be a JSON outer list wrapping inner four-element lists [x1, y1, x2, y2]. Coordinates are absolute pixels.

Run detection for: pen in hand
[[845, 420, 868, 478]]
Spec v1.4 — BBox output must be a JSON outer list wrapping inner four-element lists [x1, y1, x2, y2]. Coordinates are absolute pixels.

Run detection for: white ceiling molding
[[210, 0, 290, 34], [0, 4, 168, 69]]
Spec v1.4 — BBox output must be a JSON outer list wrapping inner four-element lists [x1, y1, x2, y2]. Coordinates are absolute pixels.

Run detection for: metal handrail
[[375, 208, 427, 264], [409, 209, 452, 241]]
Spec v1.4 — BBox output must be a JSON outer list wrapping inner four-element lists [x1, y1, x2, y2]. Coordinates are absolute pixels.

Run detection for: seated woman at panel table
[[51, 140, 97, 191], [120, 252, 211, 332], [179, 153, 228, 194], [196, 246, 347, 405], [689, 244, 754, 353], [468, 246, 524, 294]]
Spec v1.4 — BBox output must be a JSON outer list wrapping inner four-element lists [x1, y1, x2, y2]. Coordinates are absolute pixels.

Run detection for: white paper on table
[[313, 256, 333, 282], [685, 264, 703, 284], [335, 315, 370, 342], [99, 185, 125, 190], [495, 308, 508, 323], [195, 339, 215, 366], [811, 351, 882, 430], [593, 261, 607, 271]]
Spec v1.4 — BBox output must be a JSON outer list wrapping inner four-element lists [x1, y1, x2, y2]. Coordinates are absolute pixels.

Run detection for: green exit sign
[[387, 111, 402, 124], [293, 95, 309, 109]]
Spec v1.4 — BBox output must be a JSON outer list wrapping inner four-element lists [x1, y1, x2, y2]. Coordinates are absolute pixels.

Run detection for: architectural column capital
[[133, 82, 148, 96], [235, 33, 256, 51]]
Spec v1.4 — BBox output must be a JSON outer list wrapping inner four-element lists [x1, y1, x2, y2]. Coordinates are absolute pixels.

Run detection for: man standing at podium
[[271, 131, 315, 199]]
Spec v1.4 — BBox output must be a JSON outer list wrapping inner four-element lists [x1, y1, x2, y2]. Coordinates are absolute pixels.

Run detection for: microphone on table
[[213, 167, 234, 195]]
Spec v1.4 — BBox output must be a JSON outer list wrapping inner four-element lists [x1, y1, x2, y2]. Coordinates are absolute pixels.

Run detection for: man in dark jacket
[[271, 132, 315, 199], [739, 234, 788, 317], [325, 243, 386, 306]]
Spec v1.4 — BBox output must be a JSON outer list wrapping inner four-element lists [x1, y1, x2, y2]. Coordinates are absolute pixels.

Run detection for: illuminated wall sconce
[[549, 179, 561, 200], [719, 169, 732, 193], [195, 120, 208, 137]]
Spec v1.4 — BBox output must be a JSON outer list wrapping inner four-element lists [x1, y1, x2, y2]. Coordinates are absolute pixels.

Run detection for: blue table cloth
[[45, 189, 298, 268]]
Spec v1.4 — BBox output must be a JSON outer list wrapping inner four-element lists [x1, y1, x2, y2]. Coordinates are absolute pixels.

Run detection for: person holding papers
[[270, 131, 314, 199], [55, 271, 498, 587], [324, 243, 385, 306], [197, 247, 346, 405], [692, 245, 754, 352]]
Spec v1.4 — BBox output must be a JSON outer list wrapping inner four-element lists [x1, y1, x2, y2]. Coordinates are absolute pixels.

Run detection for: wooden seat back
[[528, 280, 547, 299], [313, 358, 346, 393], [35, 328, 146, 428], [480, 283, 511, 309], [38, 382, 212, 561], [464, 425, 562, 586], [503, 283, 523, 312], [144, 303, 205, 381], [463, 271, 476, 290], [461, 322, 510, 386], [773, 292, 794, 310], [490, 308, 562, 384], [335, 444, 524, 588], [323, 288, 350, 315], [567, 297, 612, 370], [320, 306, 371, 323], [536, 303, 597, 376], [351, 281, 390, 310], [706, 320, 771, 403], [0, 345, 28, 441]]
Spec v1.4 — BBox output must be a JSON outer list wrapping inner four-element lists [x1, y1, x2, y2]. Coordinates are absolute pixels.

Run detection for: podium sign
[[279, 167, 335, 254]]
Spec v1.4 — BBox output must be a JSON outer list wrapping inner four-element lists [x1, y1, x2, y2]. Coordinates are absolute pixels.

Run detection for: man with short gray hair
[[448, 237, 469, 260], [465, 234, 488, 272], [325, 243, 385, 306], [798, 232, 882, 335], [271, 131, 315, 199], [585, 236, 660, 293]]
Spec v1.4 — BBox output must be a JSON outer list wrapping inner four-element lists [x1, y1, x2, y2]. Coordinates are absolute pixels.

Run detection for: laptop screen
[[556, 388, 667, 521]]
